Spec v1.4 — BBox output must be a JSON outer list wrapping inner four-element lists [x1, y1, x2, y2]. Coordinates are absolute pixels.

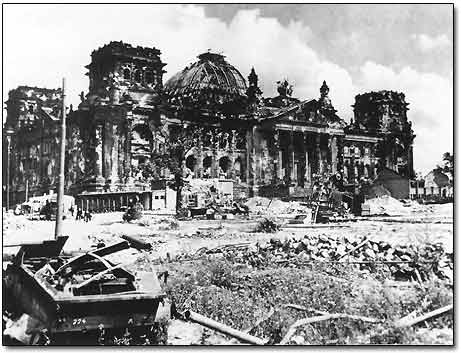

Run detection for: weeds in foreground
[[255, 218, 281, 233], [164, 259, 453, 345]]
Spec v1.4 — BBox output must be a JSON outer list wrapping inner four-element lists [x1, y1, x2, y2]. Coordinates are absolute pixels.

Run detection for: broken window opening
[[134, 70, 142, 83], [203, 156, 212, 178], [123, 68, 131, 80], [145, 71, 155, 85]]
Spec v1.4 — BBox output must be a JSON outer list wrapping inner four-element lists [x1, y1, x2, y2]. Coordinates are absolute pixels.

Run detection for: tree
[[442, 152, 454, 176], [147, 123, 202, 215]]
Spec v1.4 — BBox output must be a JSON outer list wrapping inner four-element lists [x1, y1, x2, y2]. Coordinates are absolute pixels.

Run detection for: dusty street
[[3, 202, 453, 260]]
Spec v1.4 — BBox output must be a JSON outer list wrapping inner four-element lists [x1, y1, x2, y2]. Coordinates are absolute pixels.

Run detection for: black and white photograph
[[2, 3, 454, 346]]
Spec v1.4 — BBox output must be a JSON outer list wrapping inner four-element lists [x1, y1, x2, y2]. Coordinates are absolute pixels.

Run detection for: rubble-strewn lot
[[2, 200, 453, 345]]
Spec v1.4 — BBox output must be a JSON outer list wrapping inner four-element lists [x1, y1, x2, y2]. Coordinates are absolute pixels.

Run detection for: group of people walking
[[69, 205, 92, 222]]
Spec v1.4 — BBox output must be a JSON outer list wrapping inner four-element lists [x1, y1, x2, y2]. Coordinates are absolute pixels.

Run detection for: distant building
[[409, 169, 453, 200], [2, 86, 64, 205], [423, 169, 453, 199], [3, 41, 416, 209]]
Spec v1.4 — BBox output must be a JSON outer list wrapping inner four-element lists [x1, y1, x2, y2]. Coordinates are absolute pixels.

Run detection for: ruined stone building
[[3, 41, 415, 209]]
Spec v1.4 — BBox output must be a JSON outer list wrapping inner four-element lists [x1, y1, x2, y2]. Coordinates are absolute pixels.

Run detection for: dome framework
[[164, 52, 248, 99]]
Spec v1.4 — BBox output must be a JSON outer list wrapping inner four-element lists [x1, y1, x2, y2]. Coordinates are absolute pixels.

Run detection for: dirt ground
[[3, 203, 453, 257], [2, 202, 453, 345]]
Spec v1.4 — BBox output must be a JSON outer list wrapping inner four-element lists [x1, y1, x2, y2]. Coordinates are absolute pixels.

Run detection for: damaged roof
[[164, 52, 247, 97]]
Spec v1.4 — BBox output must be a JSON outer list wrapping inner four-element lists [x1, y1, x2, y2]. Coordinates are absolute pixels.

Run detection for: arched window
[[203, 156, 212, 178], [145, 71, 155, 85], [28, 105, 34, 113], [186, 155, 197, 171], [219, 156, 231, 174], [134, 70, 142, 83], [123, 68, 131, 80]]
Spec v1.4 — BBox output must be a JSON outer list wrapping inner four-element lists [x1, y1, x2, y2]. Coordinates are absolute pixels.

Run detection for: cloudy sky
[[3, 4, 453, 174]]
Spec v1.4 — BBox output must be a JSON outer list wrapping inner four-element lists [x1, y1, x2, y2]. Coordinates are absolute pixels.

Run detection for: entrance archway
[[186, 155, 197, 177], [219, 156, 231, 172], [234, 157, 241, 178], [203, 156, 212, 178]]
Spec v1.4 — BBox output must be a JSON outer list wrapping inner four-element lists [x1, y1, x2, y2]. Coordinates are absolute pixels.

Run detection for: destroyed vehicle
[[287, 213, 312, 225], [3, 236, 166, 345], [39, 202, 58, 221], [188, 207, 207, 218], [231, 202, 249, 216]]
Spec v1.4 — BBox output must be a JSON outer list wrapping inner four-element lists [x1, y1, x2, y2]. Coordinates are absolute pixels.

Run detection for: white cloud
[[3, 5, 452, 174], [411, 33, 451, 51], [357, 62, 453, 174]]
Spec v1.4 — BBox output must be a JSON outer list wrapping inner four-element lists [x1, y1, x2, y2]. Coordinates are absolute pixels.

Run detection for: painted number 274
[[72, 318, 86, 325]]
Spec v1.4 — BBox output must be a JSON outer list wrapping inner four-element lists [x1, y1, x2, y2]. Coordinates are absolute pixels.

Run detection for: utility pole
[[55, 78, 66, 239], [5, 128, 14, 210], [25, 179, 29, 204]]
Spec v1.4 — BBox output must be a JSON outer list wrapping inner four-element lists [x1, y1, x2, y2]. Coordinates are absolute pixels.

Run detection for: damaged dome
[[164, 52, 248, 99]]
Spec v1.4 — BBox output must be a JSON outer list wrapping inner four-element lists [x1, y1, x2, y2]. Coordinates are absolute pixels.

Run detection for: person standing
[[352, 186, 364, 216]]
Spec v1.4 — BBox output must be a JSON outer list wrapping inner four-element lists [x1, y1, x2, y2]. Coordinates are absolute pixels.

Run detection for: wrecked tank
[[3, 236, 167, 345]]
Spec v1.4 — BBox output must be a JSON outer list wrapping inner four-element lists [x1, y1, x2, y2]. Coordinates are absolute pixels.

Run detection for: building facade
[[3, 41, 415, 209]]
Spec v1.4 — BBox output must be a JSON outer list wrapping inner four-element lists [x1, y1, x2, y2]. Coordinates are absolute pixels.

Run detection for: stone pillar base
[[251, 185, 259, 197]]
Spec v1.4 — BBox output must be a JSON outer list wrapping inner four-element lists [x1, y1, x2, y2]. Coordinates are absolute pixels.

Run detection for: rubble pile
[[181, 230, 221, 239], [363, 196, 411, 216], [175, 234, 452, 282], [245, 197, 309, 216]]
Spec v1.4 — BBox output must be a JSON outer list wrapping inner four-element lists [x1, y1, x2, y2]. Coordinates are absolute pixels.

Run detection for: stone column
[[289, 130, 294, 184], [103, 121, 112, 181], [245, 129, 251, 184], [304, 132, 310, 186], [125, 113, 133, 180], [211, 130, 218, 178], [110, 123, 120, 187], [95, 124, 105, 184], [230, 130, 236, 179], [273, 130, 282, 183], [331, 136, 338, 174], [117, 122, 125, 182], [316, 134, 322, 174], [251, 127, 258, 194]]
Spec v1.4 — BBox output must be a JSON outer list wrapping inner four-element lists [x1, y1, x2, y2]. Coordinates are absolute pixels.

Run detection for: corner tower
[[351, 91, 415, 177], [84, 41, 166, 106]]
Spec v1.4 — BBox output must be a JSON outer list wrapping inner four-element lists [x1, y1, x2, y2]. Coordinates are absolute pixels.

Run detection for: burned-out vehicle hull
[[3, 236, 166, 345]]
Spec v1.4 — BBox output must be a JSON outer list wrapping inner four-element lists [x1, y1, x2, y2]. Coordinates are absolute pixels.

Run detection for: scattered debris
[[395, 304, 453, 328], [172, 234, 452, 282], [363, 195, 410, 216], [280, 312, 380, 345], [184, 310, 267, 345]]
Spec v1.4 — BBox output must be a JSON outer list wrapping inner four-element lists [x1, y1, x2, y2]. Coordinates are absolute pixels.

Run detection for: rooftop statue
[[276, 79, 293, 97]]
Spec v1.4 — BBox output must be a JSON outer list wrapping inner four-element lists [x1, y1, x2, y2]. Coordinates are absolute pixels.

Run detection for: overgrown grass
[[164, 258, 453, 345]]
